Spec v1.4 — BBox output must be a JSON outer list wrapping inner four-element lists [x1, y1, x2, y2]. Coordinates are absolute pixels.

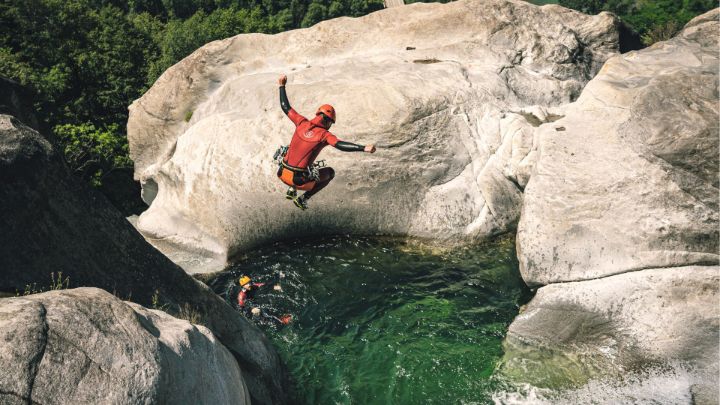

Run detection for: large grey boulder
[[517, 9, 719, 285], [504, 267, 719, 385], [127, 0, 624, 272], [0, 287, 250, 405], [0, 115, 289, 404], [503, 9, 720, 399]]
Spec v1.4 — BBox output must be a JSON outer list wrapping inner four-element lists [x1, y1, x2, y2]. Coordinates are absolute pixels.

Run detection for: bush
[[17, 272, 70, 296], [558, 0, 716, 46], [54, 122, 132, 187]]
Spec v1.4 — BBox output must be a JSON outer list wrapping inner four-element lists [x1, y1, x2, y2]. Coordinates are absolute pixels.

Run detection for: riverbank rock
[[503, 267, 719, 386], [504, 9, 719, 397], [0, 115, 289, 404], [128, 0, 625, 272], [517, 9, 719, 285], [0, 288, 250, 405]]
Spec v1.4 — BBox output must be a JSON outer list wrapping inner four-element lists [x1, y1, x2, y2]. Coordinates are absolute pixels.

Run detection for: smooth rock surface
[[517, 9, 720, 285], [503, 9, 720, 399], [504, 266, 719, 383], [0, 115, 289, 404], [0, 288, 250, 405], [128, 0, 624, 271]]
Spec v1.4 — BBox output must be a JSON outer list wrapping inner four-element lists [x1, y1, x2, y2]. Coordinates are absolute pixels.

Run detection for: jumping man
[[276, 74, 376, 210]]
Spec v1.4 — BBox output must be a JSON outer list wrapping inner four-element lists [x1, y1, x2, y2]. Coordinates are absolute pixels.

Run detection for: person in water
[[277, 74, 376, 210], [235, 275, 292, 325]]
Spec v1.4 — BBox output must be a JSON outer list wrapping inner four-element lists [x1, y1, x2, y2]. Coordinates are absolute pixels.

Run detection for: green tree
[[54, 122, 132, 186], [301, 1, 326, 27], [558, 0, 716, 45]]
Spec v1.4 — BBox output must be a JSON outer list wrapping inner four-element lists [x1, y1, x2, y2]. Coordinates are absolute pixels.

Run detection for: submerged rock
[[504, 9, 720, 396], [127, 0, 624, 272], [0, 288, 250, 405], [0, 115, 289, 404]]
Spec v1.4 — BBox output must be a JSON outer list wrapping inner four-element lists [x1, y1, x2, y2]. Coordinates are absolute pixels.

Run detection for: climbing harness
[[273, 145, 326, 181]]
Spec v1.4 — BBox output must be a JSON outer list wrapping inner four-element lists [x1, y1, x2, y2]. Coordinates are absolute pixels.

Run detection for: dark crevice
[[536, 262, 720, 288], [0, 389, 44, 405], [618, 21, 644, 53], [26, 303, 49, 405], [506, 173, 523, 192], [413, 58, 442, 64]]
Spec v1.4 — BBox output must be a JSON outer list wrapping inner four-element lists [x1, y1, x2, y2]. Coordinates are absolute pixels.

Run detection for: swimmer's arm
[[336, 141, 365, 152]]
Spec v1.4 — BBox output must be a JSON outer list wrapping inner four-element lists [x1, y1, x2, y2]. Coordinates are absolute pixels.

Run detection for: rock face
[[0, 288, 250, 405], [127, 0, 625, 272], [0, 115, 289, 404], [517, 10, 719, 285], [504, 266, 719, 380], [0, 77, 41, 133], [504, 9, 719, 397]]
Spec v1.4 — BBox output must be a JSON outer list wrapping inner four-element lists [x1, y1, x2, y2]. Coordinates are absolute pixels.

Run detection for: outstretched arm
[[335, 141, 366, 152], [327, 133, 376, 153]]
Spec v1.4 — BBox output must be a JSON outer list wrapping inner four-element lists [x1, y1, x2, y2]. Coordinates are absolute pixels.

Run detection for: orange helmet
[[316, 104, 336, 123]]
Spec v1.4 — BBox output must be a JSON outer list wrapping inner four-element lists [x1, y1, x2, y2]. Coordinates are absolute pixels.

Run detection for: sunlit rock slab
[[517, 9, 720, 285], [128, 0, 623, 271], [501, 265, 719, 402]]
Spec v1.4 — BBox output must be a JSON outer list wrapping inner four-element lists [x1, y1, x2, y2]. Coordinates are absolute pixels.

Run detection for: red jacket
[[283, 109, 339, 169]]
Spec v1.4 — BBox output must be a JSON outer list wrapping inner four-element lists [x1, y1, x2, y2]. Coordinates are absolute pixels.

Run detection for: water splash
[[492, 363, 714, 404]]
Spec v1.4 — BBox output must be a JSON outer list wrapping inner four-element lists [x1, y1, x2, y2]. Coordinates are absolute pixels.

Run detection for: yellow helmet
[[238, 275, 251, 287]]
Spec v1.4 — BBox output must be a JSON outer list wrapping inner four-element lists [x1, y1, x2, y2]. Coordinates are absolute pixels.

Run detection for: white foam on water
[[492, 363, 713, 405]]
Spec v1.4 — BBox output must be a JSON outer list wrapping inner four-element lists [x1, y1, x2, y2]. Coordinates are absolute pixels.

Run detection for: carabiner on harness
[[306, 160, 326, 181], [273, 145, 289, 167]]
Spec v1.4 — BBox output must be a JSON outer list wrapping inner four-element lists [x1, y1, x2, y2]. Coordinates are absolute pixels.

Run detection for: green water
[[211, 236, 532, 404]]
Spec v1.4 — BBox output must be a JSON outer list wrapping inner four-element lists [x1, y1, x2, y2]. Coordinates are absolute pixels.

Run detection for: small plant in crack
[[16, 272, 70, 296]]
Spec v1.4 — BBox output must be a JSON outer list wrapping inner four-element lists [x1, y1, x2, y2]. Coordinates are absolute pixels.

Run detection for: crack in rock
[[26, 303, 48, 405]]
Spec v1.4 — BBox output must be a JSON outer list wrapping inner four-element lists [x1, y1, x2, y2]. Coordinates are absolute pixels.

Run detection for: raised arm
[[278, 74, 307, 126], [278, 75, 292, 115], [279, 75, 291, 115]]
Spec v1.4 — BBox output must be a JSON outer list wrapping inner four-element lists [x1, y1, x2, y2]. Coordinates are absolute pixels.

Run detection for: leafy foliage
[[557, 0, 716, 45], [0, 0, 382, 191], [17, 272, 70, 296], [54, 122, 132, 186]]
